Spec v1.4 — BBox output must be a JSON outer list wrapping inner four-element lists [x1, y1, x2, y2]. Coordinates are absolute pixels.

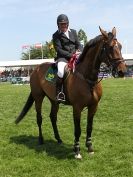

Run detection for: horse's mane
[[79, 35, 102, 62]]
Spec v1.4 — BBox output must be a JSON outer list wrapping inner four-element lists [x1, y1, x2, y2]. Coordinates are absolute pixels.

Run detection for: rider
[[52, 14, 82, 102]]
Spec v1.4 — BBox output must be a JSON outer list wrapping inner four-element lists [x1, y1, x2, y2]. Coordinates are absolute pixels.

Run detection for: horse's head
[[99, 26, 127, 78]]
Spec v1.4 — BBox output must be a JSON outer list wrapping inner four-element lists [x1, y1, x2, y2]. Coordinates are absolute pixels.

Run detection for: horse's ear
[[99, 26, 108, 39], [112, 27, 116, 37]]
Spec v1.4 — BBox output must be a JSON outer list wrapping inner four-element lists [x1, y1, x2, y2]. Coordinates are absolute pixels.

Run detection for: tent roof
[[122, 54, 133, 59], [122, 54, 133, 65], [0, 59, 54, 67]]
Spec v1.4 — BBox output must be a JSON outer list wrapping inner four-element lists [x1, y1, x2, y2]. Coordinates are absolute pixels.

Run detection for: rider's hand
[[75, 50, 81, 57]]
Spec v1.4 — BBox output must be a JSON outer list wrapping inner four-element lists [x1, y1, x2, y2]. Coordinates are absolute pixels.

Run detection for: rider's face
[[58, 23, 68, 32]]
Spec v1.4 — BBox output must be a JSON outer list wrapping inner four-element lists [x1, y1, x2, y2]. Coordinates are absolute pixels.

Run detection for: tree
[[21, 46, 43, 60], [78, 29, 88, 47]]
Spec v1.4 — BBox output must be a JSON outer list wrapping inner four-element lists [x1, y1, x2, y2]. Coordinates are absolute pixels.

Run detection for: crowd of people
[[0, 68, 33, 79]]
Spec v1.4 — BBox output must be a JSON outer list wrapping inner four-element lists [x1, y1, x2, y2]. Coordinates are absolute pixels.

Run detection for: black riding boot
[[56, 76, 65, 102]]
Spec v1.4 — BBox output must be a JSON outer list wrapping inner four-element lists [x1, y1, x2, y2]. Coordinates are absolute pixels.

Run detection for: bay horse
[[15, 27, 126, 159]]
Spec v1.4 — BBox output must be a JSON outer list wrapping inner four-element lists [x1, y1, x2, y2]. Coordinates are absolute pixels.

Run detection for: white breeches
[[57, 61, 67, 78]]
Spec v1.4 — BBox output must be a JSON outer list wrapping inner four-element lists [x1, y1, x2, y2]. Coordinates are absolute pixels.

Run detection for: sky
[[0, 0, 133, 61]]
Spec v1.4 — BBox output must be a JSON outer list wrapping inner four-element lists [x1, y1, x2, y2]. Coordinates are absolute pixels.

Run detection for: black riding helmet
[[57, 14, 69, 25]]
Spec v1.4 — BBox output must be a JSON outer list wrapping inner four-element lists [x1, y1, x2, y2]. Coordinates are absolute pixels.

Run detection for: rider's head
[[57, 14, 69, 32]]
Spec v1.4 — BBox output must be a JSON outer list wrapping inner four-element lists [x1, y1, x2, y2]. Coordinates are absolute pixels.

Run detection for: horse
[[15, 27, 126, 159]]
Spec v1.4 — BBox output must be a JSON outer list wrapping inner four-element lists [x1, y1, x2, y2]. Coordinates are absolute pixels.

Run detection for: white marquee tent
[[0, 59, 54, 68]]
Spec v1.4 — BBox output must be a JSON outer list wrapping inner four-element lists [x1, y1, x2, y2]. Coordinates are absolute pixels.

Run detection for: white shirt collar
[[64, 29, 70, 38]]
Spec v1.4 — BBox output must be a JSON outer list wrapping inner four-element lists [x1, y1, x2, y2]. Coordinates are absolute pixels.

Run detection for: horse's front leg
[[86, 105, 98, 154], [73, 106, 82, 159]]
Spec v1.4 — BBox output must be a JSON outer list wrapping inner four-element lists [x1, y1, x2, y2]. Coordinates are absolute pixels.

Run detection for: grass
[[0, 78, 132, 177]]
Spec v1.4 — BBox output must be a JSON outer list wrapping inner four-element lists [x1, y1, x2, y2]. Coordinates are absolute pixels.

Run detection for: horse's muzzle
[[112, 68, 125, 78], [118, 70, 125, 78]]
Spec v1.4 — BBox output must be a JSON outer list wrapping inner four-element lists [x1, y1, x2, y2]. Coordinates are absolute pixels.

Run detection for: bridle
[[100, 38, 125, 77], [86, 38, 125, 87]]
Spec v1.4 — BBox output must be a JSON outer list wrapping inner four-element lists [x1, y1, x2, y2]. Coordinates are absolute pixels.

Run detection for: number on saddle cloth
[[45, 63, 57, 84]]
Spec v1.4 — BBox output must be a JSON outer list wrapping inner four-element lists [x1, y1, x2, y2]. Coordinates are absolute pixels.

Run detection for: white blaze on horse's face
[[113, 42, 120, 54], [115, 42, 118, 47], [112, 40, 122, 58]]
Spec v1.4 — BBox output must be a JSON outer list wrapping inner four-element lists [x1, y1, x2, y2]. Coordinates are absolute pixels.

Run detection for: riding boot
[[56, 76, 65, 102]]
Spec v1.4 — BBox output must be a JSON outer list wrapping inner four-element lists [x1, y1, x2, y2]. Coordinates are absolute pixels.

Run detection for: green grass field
[[0, 78, 132, 177]]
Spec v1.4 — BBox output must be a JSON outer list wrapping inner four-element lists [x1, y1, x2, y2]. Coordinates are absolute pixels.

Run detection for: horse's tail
[[15, 92, 34, 124]]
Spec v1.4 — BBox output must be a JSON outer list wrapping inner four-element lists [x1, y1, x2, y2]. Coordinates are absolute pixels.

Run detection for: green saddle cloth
[[45, 65, 57, 84]]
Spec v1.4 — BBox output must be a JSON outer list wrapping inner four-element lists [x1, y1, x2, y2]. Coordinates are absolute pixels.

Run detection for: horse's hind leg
[[35, 95, 45, 145], [49, 101, 62, 144]]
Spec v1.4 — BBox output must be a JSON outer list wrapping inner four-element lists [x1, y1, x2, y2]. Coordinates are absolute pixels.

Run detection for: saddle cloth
[[45, 54, 80, 84]]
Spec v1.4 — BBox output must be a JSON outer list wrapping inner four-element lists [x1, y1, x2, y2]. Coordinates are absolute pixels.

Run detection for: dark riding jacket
[[53, 29, 82, 62]]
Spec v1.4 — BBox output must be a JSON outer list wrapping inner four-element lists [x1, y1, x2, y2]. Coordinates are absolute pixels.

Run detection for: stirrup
[[56, 92, 66, 102]]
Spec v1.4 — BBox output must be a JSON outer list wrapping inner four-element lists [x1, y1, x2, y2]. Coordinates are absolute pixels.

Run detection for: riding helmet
[[57, 14, 69, 25]]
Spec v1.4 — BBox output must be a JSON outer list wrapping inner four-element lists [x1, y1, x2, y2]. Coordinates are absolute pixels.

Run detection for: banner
[[22, 45, 30, 49], [34, 43, 42, 49]]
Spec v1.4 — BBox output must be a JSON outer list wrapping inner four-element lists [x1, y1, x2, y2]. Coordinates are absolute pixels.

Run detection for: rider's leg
[[56, 61, 67, 101]]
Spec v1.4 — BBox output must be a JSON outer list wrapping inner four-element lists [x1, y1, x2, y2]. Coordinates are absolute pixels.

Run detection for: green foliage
[[43, 41, 56, 59], [78, 29, 88, 46], [0, 78, 132, 177]]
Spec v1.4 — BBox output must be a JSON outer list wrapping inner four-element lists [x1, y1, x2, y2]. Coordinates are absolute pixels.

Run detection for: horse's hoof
[[38, 138, 44, 145], [88, 145, 94, 155], [88, 151, 94, 155], [75, 153, 82, 159], [57, 139, 63, 144], [38, 141, 44, 145]]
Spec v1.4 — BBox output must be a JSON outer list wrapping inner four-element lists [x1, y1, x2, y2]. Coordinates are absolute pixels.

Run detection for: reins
[[86, 66, 108, 87]]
